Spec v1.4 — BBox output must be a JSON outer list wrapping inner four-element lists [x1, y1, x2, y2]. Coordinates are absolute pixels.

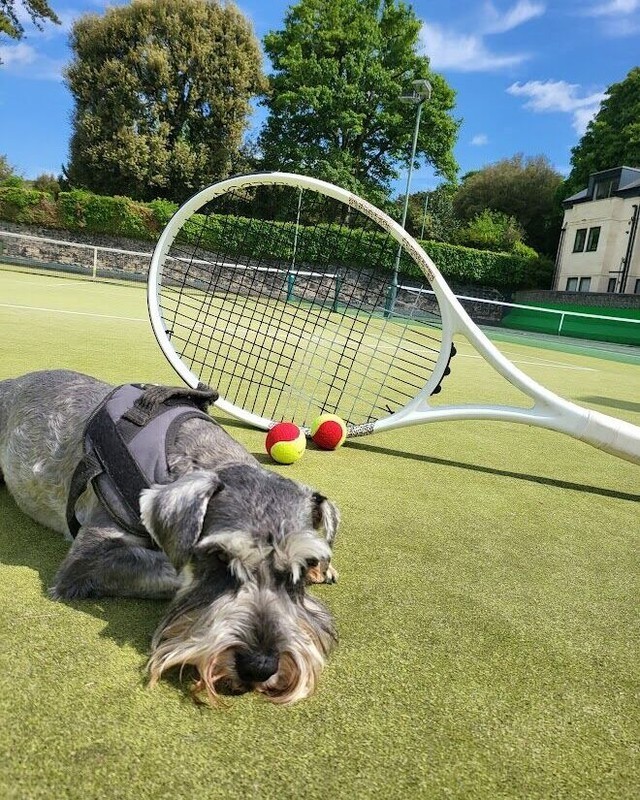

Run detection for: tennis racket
[[147, 172, 640, 465]]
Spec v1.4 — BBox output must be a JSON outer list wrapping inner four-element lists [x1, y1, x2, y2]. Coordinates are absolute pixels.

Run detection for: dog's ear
[[139, 472, 223, 569], [311, 492, 340, 546]]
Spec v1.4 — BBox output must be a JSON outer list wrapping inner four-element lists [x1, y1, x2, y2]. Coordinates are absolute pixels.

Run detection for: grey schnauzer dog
[[0, 370, 339, 705]]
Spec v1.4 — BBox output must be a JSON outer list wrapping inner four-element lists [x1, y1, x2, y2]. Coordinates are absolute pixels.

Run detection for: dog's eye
[[305, 558, 319, 569], [216, 550, 230, 564]]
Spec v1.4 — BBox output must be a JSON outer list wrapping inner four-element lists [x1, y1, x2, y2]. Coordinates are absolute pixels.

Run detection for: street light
[[385, 78, 432, 317]]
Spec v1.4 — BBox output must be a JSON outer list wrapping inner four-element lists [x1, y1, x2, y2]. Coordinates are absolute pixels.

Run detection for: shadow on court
[[344, 440, 640, 503], [216, 413, 640, 501], [579, 395, 640, 414], [0, 487, 166, 658]]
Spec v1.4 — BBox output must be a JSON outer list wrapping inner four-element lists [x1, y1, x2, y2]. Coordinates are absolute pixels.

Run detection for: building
[[554, 166, 640, 294]]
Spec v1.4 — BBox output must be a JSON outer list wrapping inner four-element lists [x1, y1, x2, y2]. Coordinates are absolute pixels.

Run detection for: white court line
[[2, 278, 117, 292], [1, 275, 92, 289], [458, 351, 595, 372], [0, 302, 147, 323]]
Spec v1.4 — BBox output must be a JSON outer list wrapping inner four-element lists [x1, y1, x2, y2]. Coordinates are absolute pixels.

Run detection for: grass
[[1, 267, 638, 799]]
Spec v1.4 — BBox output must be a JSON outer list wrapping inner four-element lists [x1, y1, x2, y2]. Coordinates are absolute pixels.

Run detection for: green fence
[[501, 302, 640, 346]]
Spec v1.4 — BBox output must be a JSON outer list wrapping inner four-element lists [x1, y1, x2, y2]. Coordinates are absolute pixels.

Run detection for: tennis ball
[[310, 413, 347, 450], [265, 422, 306, 464]]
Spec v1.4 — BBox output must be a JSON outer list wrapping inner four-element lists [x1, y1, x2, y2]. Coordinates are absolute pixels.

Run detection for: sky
[[0, 0, 638, 195]]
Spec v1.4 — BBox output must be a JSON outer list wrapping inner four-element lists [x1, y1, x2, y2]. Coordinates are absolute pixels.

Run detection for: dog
[[0, 370, 340, 705]]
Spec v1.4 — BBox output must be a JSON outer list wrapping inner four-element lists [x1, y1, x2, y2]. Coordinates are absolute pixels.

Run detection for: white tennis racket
[[147, 172, 640, 465]]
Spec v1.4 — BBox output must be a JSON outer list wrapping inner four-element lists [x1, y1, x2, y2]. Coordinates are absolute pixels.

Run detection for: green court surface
[[1, 267, 638, 800]]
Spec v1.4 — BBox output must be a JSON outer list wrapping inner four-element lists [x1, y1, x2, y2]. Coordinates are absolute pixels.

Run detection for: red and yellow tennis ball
[[310, 413, 347, 450], [265, 422, 306, 464]]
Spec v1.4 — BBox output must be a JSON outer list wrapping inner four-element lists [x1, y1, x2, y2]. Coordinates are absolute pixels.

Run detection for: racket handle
[[578, 409, 640, 465]]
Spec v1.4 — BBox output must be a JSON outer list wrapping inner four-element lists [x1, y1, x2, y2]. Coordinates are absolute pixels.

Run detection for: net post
[[384, 279, 398, 319], [384, 243, 403, 318], [286, 272, 295, 302], [332, 272, 342, 312], [558, 312, 565, 336]]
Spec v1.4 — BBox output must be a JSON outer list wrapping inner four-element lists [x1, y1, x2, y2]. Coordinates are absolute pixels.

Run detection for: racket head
[[147, 172, 458, 434]]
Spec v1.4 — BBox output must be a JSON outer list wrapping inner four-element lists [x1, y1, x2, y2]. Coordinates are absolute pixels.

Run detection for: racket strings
[[157, 185, 445, 427]]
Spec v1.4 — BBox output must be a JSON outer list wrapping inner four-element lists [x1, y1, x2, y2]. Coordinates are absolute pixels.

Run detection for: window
[[586, 227, 600, 251], [635, 279, 640, 295], [607, 278, 617, 293], [594, 178, 617, 200], [572, 226, 600, 253], [573, 229, 587, 252], [566, 277, 591, 292]]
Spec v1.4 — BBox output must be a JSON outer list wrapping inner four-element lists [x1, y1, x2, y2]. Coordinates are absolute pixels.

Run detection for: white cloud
[[583, 0, 640, 34], [482, 1, 546, 34], [421, 23, 528, 72], [471, 134, 489, 145], [584, 0, 639, 15], [507, 80, 607, 134], [0, 42, 37, 68], [0, 42, 64, 79], [420, 1, 546, 73]]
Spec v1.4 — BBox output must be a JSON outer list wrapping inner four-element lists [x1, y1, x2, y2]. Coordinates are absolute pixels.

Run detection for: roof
[[563, 166, 640, 207]]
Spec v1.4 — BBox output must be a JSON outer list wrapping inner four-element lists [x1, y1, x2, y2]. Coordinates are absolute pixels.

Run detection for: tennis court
[[1, 266, 638, 799]]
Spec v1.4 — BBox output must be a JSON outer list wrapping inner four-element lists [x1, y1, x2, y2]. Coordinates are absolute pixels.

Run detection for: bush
[[31, 173, 62, 197], [416, 239, 547, 291], [57, 190, 157, 240], [456, 209, 525, 253], [148, 198, 179, 228], [0, 186, 55, 224], [1, 176, 26, 189]]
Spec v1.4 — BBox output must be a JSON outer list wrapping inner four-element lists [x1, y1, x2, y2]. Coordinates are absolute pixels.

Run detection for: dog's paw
[[306, 561, 339, 585], [48, 581, 94, 601]]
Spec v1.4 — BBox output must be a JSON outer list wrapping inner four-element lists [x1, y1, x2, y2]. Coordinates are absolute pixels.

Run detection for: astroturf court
[[0, 267, 638, 800]]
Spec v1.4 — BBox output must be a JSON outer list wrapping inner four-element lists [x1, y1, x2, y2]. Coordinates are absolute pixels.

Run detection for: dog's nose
[[235, 650, 279, 683]]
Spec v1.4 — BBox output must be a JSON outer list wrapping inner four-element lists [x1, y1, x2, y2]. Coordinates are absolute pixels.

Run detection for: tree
[[258, 0, 459, 205], [65, 0, 265, 202], [456, 209, 525, 253], [0, 1, 59, 49], [0, 154, 17, 182], [32, 172, 61, 196], [453, 154, 563, 257], [403, 183, 461, 242], [566, 67, 640, 194]]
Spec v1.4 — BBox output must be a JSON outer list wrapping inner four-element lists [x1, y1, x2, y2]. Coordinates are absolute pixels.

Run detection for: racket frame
[[147, 172, 640, 464]]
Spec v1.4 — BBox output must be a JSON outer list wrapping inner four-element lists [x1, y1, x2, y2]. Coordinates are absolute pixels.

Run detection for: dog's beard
[[147, 586, 336, 705]]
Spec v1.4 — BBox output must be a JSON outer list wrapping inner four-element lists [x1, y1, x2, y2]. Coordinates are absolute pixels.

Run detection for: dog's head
[[139, 466, 339, 705]]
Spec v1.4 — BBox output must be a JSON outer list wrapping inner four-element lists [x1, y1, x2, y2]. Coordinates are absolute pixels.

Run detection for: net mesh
[[157, 183, 445, 428]]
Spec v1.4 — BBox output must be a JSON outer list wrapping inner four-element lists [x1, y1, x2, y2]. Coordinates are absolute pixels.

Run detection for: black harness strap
[[86, 405, 151, 527], [66, 453, 102, 538]]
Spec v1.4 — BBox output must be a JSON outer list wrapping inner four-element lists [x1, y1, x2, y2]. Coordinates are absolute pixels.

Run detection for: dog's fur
[[0, 370, 340, 705]]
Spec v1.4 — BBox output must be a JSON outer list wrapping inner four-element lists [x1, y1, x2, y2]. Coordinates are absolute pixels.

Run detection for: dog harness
[[66, 382, 219, 539]]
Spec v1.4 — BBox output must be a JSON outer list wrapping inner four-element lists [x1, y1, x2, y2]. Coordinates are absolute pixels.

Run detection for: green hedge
[[0, 186, 172, 242], [56, 190, 157, 240], [418, 240, 553, 292], [0, 185, 552, 292], [0, 187, 58, 226]]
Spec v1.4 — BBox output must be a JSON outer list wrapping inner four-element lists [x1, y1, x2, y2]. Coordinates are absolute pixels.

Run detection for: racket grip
[[579, 409, 640, 465]]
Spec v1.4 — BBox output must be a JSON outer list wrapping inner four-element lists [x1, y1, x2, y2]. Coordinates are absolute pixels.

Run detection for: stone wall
[[515, 289, 640, 309], [0, 222, 154, 280]]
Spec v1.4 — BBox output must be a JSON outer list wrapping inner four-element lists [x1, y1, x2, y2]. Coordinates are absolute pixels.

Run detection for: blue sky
[[0, 0, 638, 194]]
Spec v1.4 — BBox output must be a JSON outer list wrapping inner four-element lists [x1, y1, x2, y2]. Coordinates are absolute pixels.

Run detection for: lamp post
[[385, 78, 432, 317]]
